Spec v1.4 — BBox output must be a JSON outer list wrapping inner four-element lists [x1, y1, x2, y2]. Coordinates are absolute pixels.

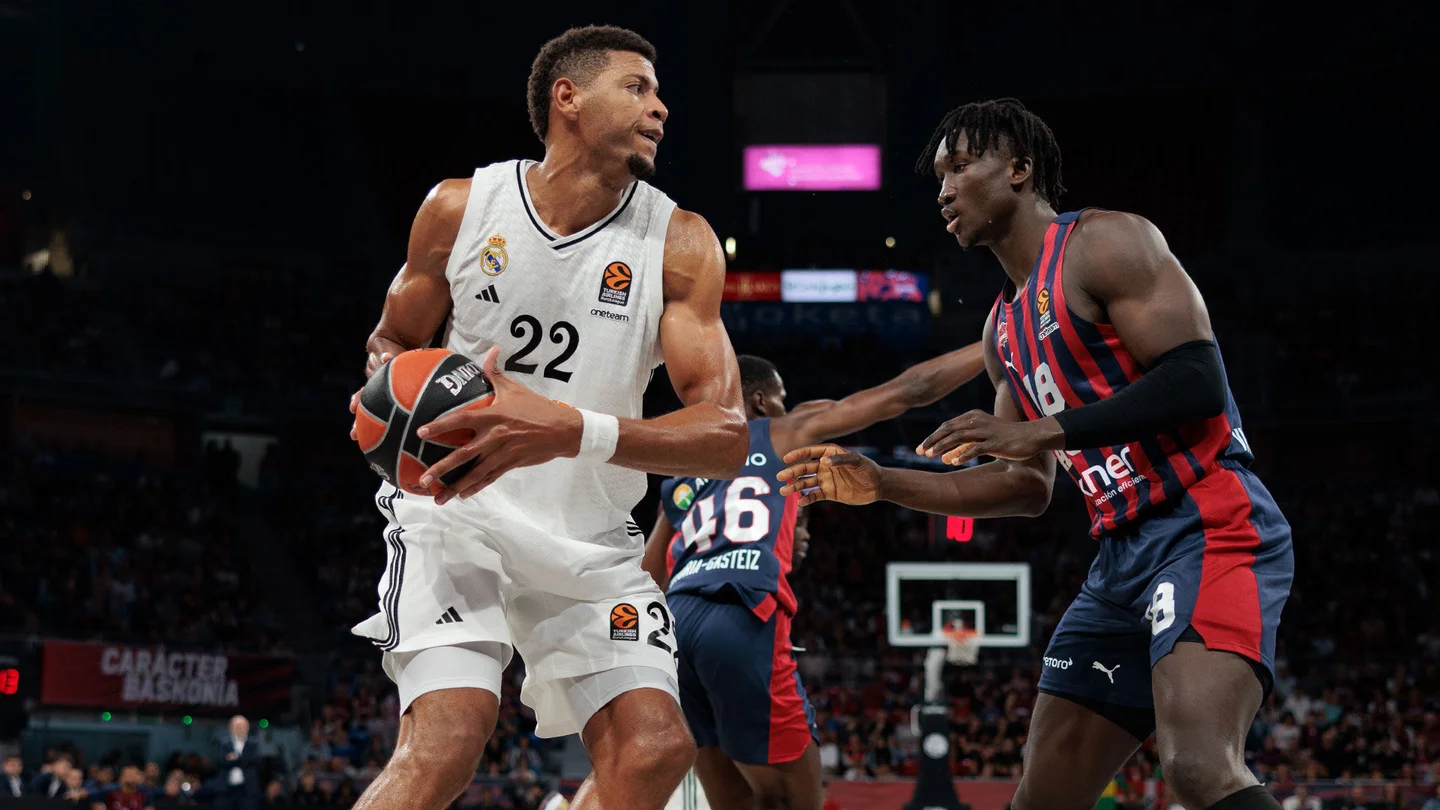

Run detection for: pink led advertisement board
[[742, 145, 881, 191]]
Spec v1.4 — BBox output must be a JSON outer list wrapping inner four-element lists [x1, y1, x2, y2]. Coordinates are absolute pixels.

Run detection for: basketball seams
[[392, 351, 454, 494]]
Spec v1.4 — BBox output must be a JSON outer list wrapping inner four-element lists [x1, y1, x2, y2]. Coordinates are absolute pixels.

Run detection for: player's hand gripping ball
[[352, 349, 495, 496]]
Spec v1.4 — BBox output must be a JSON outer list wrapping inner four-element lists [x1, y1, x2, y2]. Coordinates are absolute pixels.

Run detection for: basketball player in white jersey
[[345, 26, 748, 810]]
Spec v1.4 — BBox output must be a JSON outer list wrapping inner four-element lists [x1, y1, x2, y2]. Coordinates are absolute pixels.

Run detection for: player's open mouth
[[638, 130, 662, 145], [944, 212, 961, 234]]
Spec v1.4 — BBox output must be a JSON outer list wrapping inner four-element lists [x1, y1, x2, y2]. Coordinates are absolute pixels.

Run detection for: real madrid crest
[[481, 234, 508, 276]]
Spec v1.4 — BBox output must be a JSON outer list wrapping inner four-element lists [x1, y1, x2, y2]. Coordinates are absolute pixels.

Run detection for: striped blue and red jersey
[[658, 418, 801, 621], [991, 210, 1254, 537]]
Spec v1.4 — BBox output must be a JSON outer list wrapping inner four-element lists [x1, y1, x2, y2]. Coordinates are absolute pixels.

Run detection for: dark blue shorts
[[1038, 464, 1293, 713], [669, 591, 818, 765]]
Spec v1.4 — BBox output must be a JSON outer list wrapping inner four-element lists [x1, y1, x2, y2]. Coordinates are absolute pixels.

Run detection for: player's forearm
[[611, 403, 748, 479], [641, 524, 673, 591], [877, 460, 1051, 518], [364, 333, 410, 376], [897, 342, 986, 406]]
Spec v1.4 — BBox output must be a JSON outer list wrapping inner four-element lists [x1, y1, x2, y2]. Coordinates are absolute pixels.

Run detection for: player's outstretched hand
[[776, 444, 882, 507], [417, 346, 584, 506], [348, 351, 394, 440], [917, 409, 1057, 466]]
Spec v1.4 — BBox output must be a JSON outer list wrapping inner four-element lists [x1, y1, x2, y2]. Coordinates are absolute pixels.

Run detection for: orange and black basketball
[[609, 603, 638, 630], [353, 348, 495, 496]]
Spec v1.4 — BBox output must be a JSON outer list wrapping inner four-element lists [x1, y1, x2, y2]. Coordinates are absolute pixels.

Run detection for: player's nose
[[937, 187, 955, 207], [650, 96, 668, 123]]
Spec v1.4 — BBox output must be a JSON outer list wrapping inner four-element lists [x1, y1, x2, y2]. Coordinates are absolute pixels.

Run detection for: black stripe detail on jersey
[[551, 182, 638, 249], [516, 161, 639, 250], [516, 162, 556, 242]]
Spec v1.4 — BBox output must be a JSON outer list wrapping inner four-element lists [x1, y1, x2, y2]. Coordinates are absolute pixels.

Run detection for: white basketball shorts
[[352, 483, 680, 738]]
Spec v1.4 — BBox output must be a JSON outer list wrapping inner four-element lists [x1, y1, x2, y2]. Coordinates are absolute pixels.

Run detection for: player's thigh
[[1019, 590, 1152, 810], [733, 741, 823, 810], [692, 748, 753, 810], [1152, 640, 1262, 764], [578, 680, 695, 780], [1012, 692, 1145, 810], [1145, 468, 1291, 777], [392, 685, 500, 768], [699, 604, 817, 769]]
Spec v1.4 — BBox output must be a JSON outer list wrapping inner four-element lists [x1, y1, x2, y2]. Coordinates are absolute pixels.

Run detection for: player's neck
[[988, 202, 1059, 290], [527, 150, 634, 237]]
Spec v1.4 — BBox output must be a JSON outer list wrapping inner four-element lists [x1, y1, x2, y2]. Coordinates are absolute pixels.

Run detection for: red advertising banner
[[41, 641, 293, 714], [723, 272, 783, 301]]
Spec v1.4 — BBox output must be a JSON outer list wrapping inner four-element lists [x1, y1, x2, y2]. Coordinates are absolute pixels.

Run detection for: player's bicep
[[373, 180, 469, 349], [1077, 213, 1214, 367], [659, 211, 743, 411]]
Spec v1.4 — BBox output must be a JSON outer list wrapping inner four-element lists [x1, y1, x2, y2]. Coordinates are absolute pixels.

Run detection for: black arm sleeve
[[1052, 339, 1226, 451]]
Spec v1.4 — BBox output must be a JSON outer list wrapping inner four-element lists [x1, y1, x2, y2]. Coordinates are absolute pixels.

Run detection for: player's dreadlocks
[[916, 98, 1065, 208]]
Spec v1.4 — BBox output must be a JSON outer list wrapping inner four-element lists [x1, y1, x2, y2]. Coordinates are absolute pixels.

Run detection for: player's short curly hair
[[527, 25, 657, 144], [736, 355, 781, 398]]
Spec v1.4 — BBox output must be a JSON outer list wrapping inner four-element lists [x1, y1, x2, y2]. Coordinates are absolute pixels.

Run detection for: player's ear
[[1010, 156, 1034, 189], [552, 78, 582, 123]]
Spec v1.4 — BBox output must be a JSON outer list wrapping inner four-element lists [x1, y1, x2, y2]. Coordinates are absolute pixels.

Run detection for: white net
[[922, 621, 982, 703], [944, 626, 981, 666]]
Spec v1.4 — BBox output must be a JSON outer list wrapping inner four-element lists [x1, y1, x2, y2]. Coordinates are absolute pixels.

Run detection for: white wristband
[[576, 409, 619, 463]]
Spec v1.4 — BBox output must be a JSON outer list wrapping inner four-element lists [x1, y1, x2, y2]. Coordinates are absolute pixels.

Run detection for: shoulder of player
[[1064, 210, 1172, 294], [661, 207, 724, 299], [420, 177, 473, 224]]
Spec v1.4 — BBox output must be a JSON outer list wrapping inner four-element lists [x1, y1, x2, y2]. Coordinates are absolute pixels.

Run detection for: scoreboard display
[[0, 641, 36, 735]]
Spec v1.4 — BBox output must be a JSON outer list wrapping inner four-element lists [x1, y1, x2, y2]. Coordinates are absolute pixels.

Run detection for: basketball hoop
[[942, 625, 981, 666]]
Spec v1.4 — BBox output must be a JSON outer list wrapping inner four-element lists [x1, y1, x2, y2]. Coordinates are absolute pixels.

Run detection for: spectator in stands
[[331, 780, 357, 809], [94, 764, 150, 810], [150, 776, 189, 809], [1337, 786, 1370, 810], [301, 730, 329, 767], [1280, 785, 1321, 810], [30, 752, 73, 799], [3, 754, 25, 798], [290, 772, 322, 808], [59, 769, 89, 805], [260, 780, 287, 809], [1272, 712, 1302, 752], [505, 738, 542, 775]]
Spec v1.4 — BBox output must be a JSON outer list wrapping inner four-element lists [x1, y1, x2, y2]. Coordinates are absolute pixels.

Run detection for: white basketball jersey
[[440, 159, 674, 542]]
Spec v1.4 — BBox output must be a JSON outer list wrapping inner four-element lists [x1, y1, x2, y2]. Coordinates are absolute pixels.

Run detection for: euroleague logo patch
[[609, 602, 639, 641], [598, 261, 632, 307]]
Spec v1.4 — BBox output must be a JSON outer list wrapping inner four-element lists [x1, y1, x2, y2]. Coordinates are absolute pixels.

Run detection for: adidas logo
[[434, 606, 462, 625], [475, 285, 500, 304]]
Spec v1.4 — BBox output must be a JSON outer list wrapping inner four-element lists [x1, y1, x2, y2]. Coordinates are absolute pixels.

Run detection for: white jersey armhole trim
[[645, 198, 678, 370]]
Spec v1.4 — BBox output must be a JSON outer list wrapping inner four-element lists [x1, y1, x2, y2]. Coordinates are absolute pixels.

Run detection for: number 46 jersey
[[441, 159, 674, 540], [659, 418, 802, 621]]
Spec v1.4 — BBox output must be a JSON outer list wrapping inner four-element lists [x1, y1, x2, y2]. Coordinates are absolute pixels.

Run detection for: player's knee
[[1160, 747, 1232, 807], [402, 705, 496, 790], [603, 722, 695, 784]]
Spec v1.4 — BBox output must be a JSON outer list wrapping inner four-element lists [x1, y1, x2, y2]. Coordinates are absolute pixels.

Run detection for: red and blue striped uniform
[[1010, 212, 1293, 716], [659, 418, 818, 764], [989, 209, 1254, 538]]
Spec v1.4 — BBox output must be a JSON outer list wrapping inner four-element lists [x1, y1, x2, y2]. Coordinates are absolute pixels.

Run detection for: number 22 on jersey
[[679, 476, 772, 552]]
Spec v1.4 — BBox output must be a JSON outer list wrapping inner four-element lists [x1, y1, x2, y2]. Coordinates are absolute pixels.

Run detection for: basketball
[[353, 348, 495, 496]]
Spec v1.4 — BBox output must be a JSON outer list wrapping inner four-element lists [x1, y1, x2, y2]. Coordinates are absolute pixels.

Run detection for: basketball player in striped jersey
[[645, 346, 984, 810], [346, 27, 749, 810], [780, 99, 1293, 810]]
